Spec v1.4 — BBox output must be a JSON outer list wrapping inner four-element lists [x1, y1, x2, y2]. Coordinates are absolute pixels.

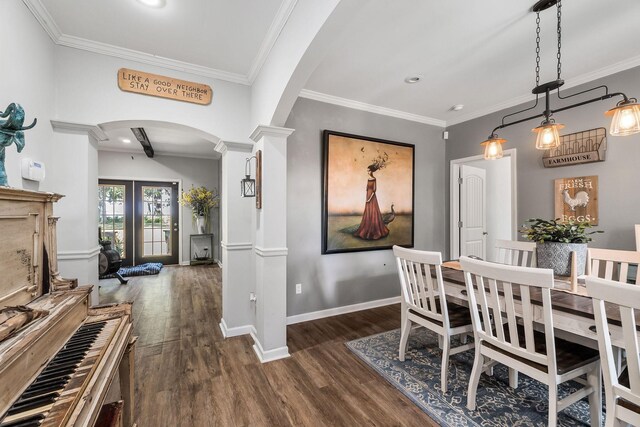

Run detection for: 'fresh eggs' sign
[[117, 68, 212, 105], [554, 175, 599, 225]]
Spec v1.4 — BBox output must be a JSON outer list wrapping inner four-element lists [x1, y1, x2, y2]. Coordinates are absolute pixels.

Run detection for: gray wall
[[98, 151, 221, 264], [285, 97, 446, 316], [446, 66, 640, 254]]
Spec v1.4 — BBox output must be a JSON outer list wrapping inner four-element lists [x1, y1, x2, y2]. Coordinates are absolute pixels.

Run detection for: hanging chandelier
[[481, 0, 640, 160]]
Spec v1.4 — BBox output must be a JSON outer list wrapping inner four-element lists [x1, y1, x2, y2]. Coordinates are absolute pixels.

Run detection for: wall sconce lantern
[[241, 156, 256, 198]]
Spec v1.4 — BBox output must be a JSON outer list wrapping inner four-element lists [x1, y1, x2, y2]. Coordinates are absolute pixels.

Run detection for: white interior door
[[460, 164, 487, 259]]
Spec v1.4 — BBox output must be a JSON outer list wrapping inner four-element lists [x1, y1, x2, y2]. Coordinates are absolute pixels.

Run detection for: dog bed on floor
[[103, 262, 163, 279]]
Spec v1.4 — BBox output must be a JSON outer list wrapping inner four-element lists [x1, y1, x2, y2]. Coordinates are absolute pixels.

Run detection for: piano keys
[[0, 188, 137, 427]]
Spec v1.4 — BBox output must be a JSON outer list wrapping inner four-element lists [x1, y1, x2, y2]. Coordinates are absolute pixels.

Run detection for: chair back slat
[[461, 256, 554, 368], [586, 277, 640, 404], [588, 248, 640, 283], [620, 305, 640, 395], [502, 281, 520, 350], [487, 278, 505, 342], [495, 239, 536, 267], [421, 265, 438, 312], [519, 285, 536, 353], [394, 246, 446, 325]]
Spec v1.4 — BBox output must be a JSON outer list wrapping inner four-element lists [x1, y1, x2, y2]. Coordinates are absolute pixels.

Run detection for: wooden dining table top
[[439, 265, 638, 328]]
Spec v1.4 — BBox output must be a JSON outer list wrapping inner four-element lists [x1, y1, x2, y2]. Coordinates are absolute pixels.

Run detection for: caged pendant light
[[480, 0, 639, 160]]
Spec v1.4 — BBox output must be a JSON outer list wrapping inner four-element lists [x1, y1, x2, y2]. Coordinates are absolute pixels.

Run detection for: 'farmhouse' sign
[[118, 68, 212, 105], [543, 128, 606, 168]]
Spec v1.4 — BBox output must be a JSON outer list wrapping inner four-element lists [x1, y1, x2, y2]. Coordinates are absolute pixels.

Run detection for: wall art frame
[[322, 130, 415, 254]]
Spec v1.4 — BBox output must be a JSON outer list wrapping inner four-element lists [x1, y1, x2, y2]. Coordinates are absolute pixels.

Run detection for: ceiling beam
[[131, 127, 154, 158]]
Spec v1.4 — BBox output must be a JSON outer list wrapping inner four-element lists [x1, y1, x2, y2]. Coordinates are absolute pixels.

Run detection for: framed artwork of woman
[[322, 130, 415, 254]]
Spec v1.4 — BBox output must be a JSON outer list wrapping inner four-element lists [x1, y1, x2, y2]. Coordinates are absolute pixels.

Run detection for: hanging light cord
[[556, 0, 561, 80], [487, 0, 631, 137]]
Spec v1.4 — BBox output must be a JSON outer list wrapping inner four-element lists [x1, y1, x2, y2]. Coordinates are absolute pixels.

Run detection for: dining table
[[438, 263, 637, 349]]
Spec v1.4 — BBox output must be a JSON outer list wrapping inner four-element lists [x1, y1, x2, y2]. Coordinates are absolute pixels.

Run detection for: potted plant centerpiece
[[179, 186, 219, 234], [521, 218, 602, 276]]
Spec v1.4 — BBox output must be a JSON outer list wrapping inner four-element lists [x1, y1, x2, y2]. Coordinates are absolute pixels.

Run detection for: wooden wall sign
[[543, 127, 606, 168], [117, 68, 212, 105], [554, 175, 598, 225]]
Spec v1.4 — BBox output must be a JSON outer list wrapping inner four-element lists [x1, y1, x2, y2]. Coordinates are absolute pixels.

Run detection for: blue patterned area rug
[[346, 328, 601, 426]]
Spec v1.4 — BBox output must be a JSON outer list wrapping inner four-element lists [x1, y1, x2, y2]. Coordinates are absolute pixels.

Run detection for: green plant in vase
[[521, 218, 603, 276]]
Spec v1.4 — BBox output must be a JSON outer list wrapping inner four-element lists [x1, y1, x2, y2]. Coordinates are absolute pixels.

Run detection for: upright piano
[[0, 188, 136, 427]]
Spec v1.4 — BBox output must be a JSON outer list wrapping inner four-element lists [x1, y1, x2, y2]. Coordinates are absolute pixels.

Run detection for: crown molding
[[50, 120, 109, 141], [250, 125, 295, 142], [21, 0, 61, 40], [214, 140, 254, 154], [22, 0, 297, 86], [247, 0, 298, 84], [447, 53, 640, 127], [57, 34, 250, 84], [299, 89, 447, 128]]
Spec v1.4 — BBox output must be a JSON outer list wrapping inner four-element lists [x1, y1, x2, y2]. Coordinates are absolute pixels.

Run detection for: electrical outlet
[[295, 283, 302, 294]]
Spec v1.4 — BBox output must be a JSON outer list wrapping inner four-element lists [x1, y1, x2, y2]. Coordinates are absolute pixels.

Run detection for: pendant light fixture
[[481, 0, 639, 160]]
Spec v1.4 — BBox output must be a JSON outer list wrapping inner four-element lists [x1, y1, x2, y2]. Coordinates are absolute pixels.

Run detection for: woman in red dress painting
[[354, 164, 389, 240]]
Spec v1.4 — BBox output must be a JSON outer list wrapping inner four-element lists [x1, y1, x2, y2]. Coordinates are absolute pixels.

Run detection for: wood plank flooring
[[99, 265, 439, 427]]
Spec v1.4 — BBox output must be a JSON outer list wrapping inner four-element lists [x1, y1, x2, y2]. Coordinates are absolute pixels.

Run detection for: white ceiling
[[303, 0, 640, 126], [32, 0, 290, 83], [99, 122, 219, 159], [27, 0, 640, 128]]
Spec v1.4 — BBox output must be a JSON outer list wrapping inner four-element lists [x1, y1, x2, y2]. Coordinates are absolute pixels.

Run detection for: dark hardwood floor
[[99, 265, 439, 427]]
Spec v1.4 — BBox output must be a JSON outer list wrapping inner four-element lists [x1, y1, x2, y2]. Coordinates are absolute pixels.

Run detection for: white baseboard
[[286, 295, 401, 325], [179, 261, 190, 266], [250, 328, 290, 363], [219, 318, 253, 338]]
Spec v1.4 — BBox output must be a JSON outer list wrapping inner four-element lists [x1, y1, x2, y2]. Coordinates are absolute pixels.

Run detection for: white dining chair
[[495, 239, 537, 267], [393, 245, 474, 393], [587, 248, 640, 284], [494, 239, 536, 388], [460, 256, 602, 427], [586, 276, 640, 427]]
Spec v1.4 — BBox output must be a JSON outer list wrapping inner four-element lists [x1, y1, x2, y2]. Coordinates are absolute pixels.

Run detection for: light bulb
[[533, 122, 563, 150], [480, 136, 505, 160], [619, 109, 637, 130], [606, 101, 640, 136]]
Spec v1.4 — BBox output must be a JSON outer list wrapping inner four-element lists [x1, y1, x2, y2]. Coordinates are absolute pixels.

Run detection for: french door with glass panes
[[133, 181, 179, 265], [98, 180, 134, 266]]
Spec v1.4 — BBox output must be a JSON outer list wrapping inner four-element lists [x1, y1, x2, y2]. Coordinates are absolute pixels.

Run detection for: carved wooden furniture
[[460, 256, 601, 427], [586, 276, 640, 427], [0, 188, 136, 427], [394, 246, 474, 393]]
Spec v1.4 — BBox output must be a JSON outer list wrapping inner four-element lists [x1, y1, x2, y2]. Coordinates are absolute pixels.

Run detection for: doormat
[[346, 328, 600, 426]]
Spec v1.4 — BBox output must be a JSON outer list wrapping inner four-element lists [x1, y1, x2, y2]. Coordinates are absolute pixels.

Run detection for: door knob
[[483, 232, 488, 235]]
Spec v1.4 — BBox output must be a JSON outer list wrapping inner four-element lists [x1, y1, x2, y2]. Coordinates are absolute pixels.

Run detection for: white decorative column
[[214, 140, 256, 337], [50, 121, 105, 305], [249, 125, 294, 362]]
